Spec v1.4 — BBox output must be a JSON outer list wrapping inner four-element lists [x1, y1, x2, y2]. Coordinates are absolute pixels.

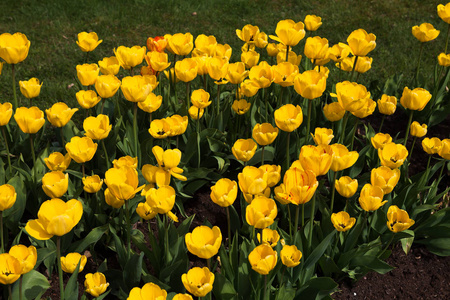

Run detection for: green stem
[[279, 86, 284, 107], [261, 146, 265, 166], [216, 84, 221, 116], [8, 284, 12, 300], [197, 109, 201, 169], [330, 171, 337, 212], [288, 204, 293, 242], [263, 275, 268, 300], [100, 98, 105, 115], [56, 237, 65, 300], [403, 110, 414, 147], [306, 99, 312, 145], [30, 134, 36, 181], [186, 82, 191, 110], [302, 203, 305, 227], [164, 214, 170, 263], [60, 127, 65, 149], [1, 127, 12, 177], [125, 200, 131, 259], [308, 194, 316, 249], [350, 119, 359, 151], [339, 111, 350, 144], [415, 43, 424, 86], [378, 115, 386, 133], [285, 46, 290, 62], [102, 139, 111, 169], [12, 64, 18, 110], [445, 23, 450, 54], [285, 132, 291, 171], [82, 163, 85, 178], [350, 56, 359, 82], [19, 276, 23, 300], [378, 233, 395, 258], [263, 88, 268, 122], [294, 204, 300, 243], [133, 103, 139, 167], [226, 207, 232, 247], [0, 211, 3, 253]]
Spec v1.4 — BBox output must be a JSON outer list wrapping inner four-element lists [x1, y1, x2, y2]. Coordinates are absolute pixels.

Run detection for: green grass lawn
[[0, 0, 446, 108]]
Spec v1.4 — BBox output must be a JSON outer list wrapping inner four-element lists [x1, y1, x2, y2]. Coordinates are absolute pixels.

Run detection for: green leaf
[[68, 224, 108, 253], [416, 238, 450, 256], [275, 284, 296, 300], [351, 255, 394, 274], [11, 270, 50, 300], [124, 252, 144, 291], [303, 230, 335, 270], [109, 224, 127, 267], [212, 273, 238, 300], [177, 214, 195, 236], [64, 259, 82, 300], [295, 277, 338, 300]]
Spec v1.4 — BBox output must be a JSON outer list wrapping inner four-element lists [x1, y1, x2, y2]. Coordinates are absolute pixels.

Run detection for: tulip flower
[[359, 184, 387, 212], [274, 104, 303, 132], [346, 29, 376, 57], [335, 176, 358, 198], [257, 228, 280, 247], [248, 244, 278, 275], [241, 49, 260, 69], [210, 178, 238, 207], [331, 211, 356, 232], [14, 106, 45, 134], [238, 166, 268, 203], [114, 45, 146, 70], [311, 127, 334, 145], [76, 32, 102, 52], [128, 282, 168, 299], [95, 75, 121, 99], [138, 92, 162, 113], [280, 244, 302, 267], [371, 133, 393, 150], [42, 171, 69, 198], [438, 53, 450, 67], [113, 156, 138, 169], [188, 106, 201, 120], [239, 79, 260, 97], [304, 15, 322, 31], [247, 61, 273, 89], [371, 166, 400, 194], [246, 196, 278, 229], [329, 43, 351, 63], [236, 24, 261, 44], [0, 184, 17, 211], [9, 245, 37, 274], [252, 123, 279, 146], [294, 70, 327, 100], [44, 152, 71, 172], [104, 166, 143, 201], [0, 102, 13, 126], [0, 32, 31, 64], [149, 118, 171, 139], [147, 36, 167, 52], [299, 144, 333, 176], [76, 63, 99, 86], [400, 87, 432, 111], [121, 75, 157, 103], [438, 139, 450, 159], [330, 143, 359, 172], [323, 102, 345, 122], [182, 267, 214, 297], [272, 62, 299, 87], [207, 56, 229, 84], [0, 253, 21, 285], [65, 136, 98, 164], [167, 115, 188, 137], [276, 49, 302, 65], [422, 137, 442, 154], [185, 226, 222, 259], [76, 90, 102, 109], [387, 205, 415, 233], [98, 56, 120, 75], [266, 43, 279, 57], [45, 102, 78, 127], [191, 89, 211, 109], [19, 77, 43, 99], [145, 51, 171, 72], [412, 23, 440, 42], [275, 168, 318, 205], [270, 19, 305, 47], [151, 146, 187, 186], [304, 36, 329, 61], [145, 185, 176, 215], [104, 188, 125, 208], [25, 198, 83, 240], [60, 252, 87, 273], [410, 121, 427, 138], [136, 202, 157, 220], [82, 175, 103, 193], [85, 272, 109, 298], [173, 294, 193, 300], [259, 164, 282, 188], [378, 142, 408, 169], [83, 114, 112, 140], [338, 56, 372, 73], [232, 99, 251, 115], [377, 94, 397, 115], [226, 62, 248, 84], [333, 81, 372, 113], [232, 138, 257, 162], [215, 43, 232, 59], [175, 58, 198, 82], [168, 33, 194, 56]]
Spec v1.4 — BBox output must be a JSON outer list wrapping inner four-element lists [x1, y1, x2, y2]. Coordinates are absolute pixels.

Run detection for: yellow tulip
[[371, 166, 400, 194], [194, 34, 217, 57], [410, 121, 427, 138], [239, 79, 260, 97], [248, 61, 273, 88], [294, 70, 327, 99], [266, 43, 279, 57], [210, 178, 238, 207], [0, 253, 21, 284], [304, 36, 329, 60], [25, 198, 83, 240], [182, 267, 214, 297], [82, 175, 103, 193], [257, 228, 280, 247], [95, 75, 121, 99], [83, 114, 111, 140], [241, 49, 260, 69], [438, 52, 450, 67], [128, 282, 167, 299], [104, 166, 143, 201], [304, 15, 322, 31], [252, 123, 279, 146], [236, 24, 261, 44], [334, 81, 372, 113], [311, 127, 334, 145], [328, 43, 351, 63], [412, 23, 440, 42], [335, 176, 358, 198], [346, 29, 376, 56], [60, 252, 87, 273], [274, 168, 318, 205], [145, 185, 176, 214], [358, 184, 387, 212], [331, 211, 356, 232], [65, 136, 98, 164], [98, 56, 120, 75], [113, 156, 138, 170], [45, 102, 78, 127], [246, 196, 277, 229], [147, 36, 167, 53], [438, 3, 450, 23], [0, 61, 3, 74], [232, 138, 257, 162], [259, 164, 281, 188], [76, 63, 99, 86], [299, 144, 333, 176], [371, 133, 393, 150], [166, 115, 188, 136], [280, 244, 302, 267], [145, 51, 171, 72], [114, 45, 146, 70], [400, 87, 432, 111], [149, 118, 171, 139], [438, 139, 450, 159], [0, 184, 17, 211], [387, 205, 415, 233], [85, 272, 109, 298], [14, 106, 45, 134], [330, 143, 359, 172], [226, 62, 248, 84], [138, 92, 162, 113], [136, 201, 157, 220], [378, 142, 408, 169], [76, 90, 102, 109], [232, 99, 251, 115], [248, 244, 277, 274], [173, 294, 193, 300], [121, 75, 157, 103], [274, 104, 303, 132], [152, 146, 187, 185], [9, 245, 37, 274], [175, 58, 198, 82], [272, 62, 299, 87], [276, 49, 302, 65], [191, 89, 211, 109], [238, 166, 268, 203], [185, 226, 222, 259], [323, 102, 345, 122], [0, 102, 13, 126], [422, 137, 442, 154], [42, 171, 69, 198], [168, 33, 193, 56], [76, 32, 102, 52], [338, 56, 372, 73], [44, 152, 71, 172], [215, 43, 232, 60], [0, 32, 30, 64], [19, 77, 42, 99], [104, 188, 125, 208], [377, 94, 397, 115], [270, 19, 305, 47], [207, 56, 229, 84]]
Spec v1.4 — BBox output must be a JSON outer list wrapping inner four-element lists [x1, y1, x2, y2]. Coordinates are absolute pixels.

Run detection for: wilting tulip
[[248, 61, 273, 88], [98, 56, 120, 75], [104, 188, 125, 208], [400, 87, 432, 111], [280, 244, 302, 267], [19, 78, 42, 99], [185, 226, 222, 259], [114, 45, 146, 70], [311, 127, 334, 145], [378, 142, 408, 169], [182, 267, 214, 297], [438, 139, 450, 159], [136, 202, 157, 220], [0, 32, 30, 64], [210, 178, 238, 207], [304, 15, 322, 31], [371, 133, 393, 150], [246, 196, 277, 229], [42, 171, 69, 198], [45, 103, 78, 127], [323, 102, 345, 122], [274, 104, 303, 132], [191, 89, 211, 109], [275, 168, 318, 205], [422, 137, 442, 154], [270, 19, 305, 47], [330, 144, 359, 172], [299, 144, 333, 176], [232, 99, 251, 115], [238, 166, 268, 203], [60, 252, 87, 273], [334, 81, 372, 113], [151, 146, 187, 186], [387, 205, 415, 233], [121, 75, 157, 103], [95, 75, 121, 99], [410, 121, 427, 138], [65, 136, 98, 164], [377, 94, 397, 115], [0, 253, 21, 285], [76, 32, 102, 52], [252, 123, 279, 146], [76, 63, 99, 86], [104, 166, 143, 201], [85, 272, 109, 298], [272, 62, 299, 87], [9, 245, 37, 274], [294, 70, 327, 99], [346, 29, 376, 56], [76, 90, 102, 109], [359, 184, 387, 212], [248, 244, 278, 275], [371, 166, 400, 194], [329, 43, 351, 63], [412, 23, 440, 42], [82, 175, 103, 193], [14, 106, 45, 134], [257, 228, 280, 247], [335, 176, 358, 198], [0, 184, 17, 211], [0, 102, 13, 126], [25, 198, 83, 240], [331, 211, 356, 232], [44, 152, 71, 172], [83, 114, 112, 140], [232, 139, 257, 162]]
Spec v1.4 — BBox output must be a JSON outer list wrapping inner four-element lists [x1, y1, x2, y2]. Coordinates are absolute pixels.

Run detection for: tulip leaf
[[219, 244, 234, 282], [68, 224, 109, 253], [350, 255, 393, 274], [295, 277, 338, 300], [348, 144, 370, 178], [94, 290, 111, 300], [11, 270, 50, 300], [64, 259, 82, 300], [123, 252, 144, 291], [109, 224, 127, 267], [176, 214, 195, 236], [303, 230, 335, 270], [213, 273, 238, 300]]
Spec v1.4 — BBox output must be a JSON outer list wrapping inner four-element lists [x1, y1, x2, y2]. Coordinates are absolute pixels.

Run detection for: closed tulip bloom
[[42, 171, 69, 198], [98, 56, 120, 75], [249, 61, 273, 89], [299, 144, 333, 176], [412, 23, 440, 42], [0, 253, 21, 284], [173, 294, 193, 300], [329, 43, 352, 63], [438, 3, 450, 23], [175, 58, 198, 82], [240, 79, 260, 97], [352, 98, 376, 119], [194, 34, 217, 57], [232, 99, 251, 115], [145, 186, 176, 214], [387, 205, 415, 233], [304, 36, 329, 60], [259, 164, 282, 188], [276, 49, 302, 65], [44, 152, 71, 172], [0, 102, 13, 126], [274, 104, 303, 132], [438, 139, 450, 159], [304, 15, 322, 31], [294, 70, 327, 99], [46, 102, 78, 127], [232, 138, 257, 162], [347, 29, 376, 56], [138, 92, 162, 113], [330, 144, 359, 172], [215, 43, 232, 60], [147, 36, 167, 53], [104, 188, 125, 208], [112, 156, 138, 170], [66, 136, 98, 164], [191, 89, 211, 109], [311, 127, 334, 145], [76, 32, 102, 52], [359, 184, 387, 212], [182, 267, 214, 297], [149, 118, 171, 139], [76, 90, 101, 109], [105, 166, 143, 201], [422, 137, 442, 154], [338, 56, 372, 73], [410, 121, 427, 138], [85, 272, 109, 298], [280, 244, 302, 268], [371, 166, 400, 194], [438, 53, 450, 67], [121, 75, 157, 103], [378, 142, 408, 169], [136, 201, 157, 220], [371, 133, 393, 150], [210, 178, 238, 207], [25, 198, 83, 240], [254, 31, 268, 48], [377, 94, 397, 115], [275, 168, 318, 205], [14, 106, 45, 134], [248, 244, 278, 274], [168, 33, 193, 56], [76, 63, 99, 86], [0, 184, 17, 211], [241, 49, 260, 69], [60, 252, 87, 273], [400, 87, 432, 111], [19, 77, 43, 99], [270, 19, 305, 47], [323, 102, 345, 122], [331, 211, 356, 232], [95, 75, 121, 98], [0, 32, 30, 64], [272, 62, 299, 87], [252, 123, 279, 146], [334, 81, 372, 113], [114, 45, 146, 70], [145, 51, 171, 72], [266, 43, 279, 57], [82, 175, 103, 193], [238, 166, 268, 203], [185, 226, 222, 259], [9, 245, 37, 274], [207, 56, 229, 84], [128, 282, 167, 300], [335, 176, 358, 198], [83, 114, 111, 140], [257, 228, 280, 247], [226, 62, 248, 84]]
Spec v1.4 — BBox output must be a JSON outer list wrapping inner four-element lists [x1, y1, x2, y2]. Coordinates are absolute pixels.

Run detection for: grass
[[0, 0, 447, 108]]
